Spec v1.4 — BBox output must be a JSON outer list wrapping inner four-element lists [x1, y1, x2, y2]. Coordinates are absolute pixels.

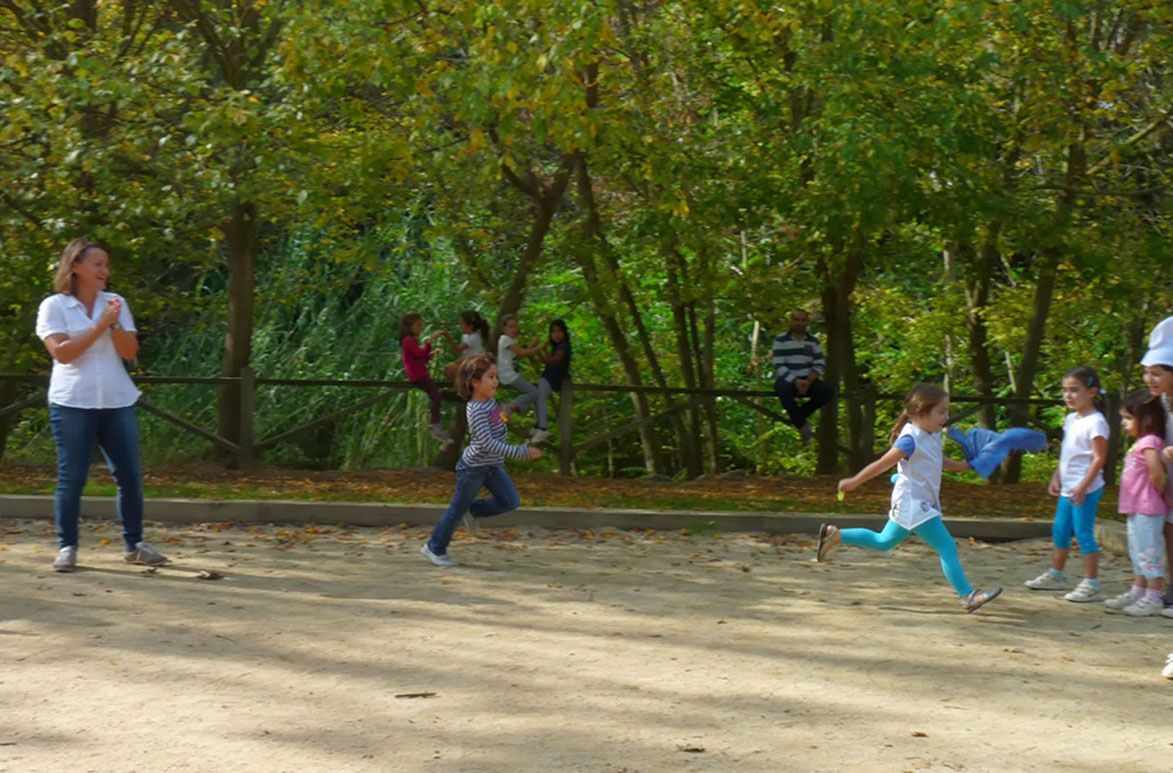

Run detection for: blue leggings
[[1052, 489, 1103, 553], [839, 517, 973, 597]]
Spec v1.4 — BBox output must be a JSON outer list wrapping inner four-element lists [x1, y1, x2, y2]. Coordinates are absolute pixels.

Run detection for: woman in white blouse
[[35, 238, 168, 572]]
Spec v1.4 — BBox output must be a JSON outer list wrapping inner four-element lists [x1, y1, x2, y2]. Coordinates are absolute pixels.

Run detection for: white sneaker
[[1024, 570, 1066, 590], [421, 544, 456, 567], [1122, 597, 1163, 617], [462, 513, 480, 536], [1064, 579, 1102, 603], [530, 428, 550, 444], [52, 546, 78, 572], [1104, 590, 1139, 610], [1161, 606, 1173, 619], [1163, 654, 1173, 680]]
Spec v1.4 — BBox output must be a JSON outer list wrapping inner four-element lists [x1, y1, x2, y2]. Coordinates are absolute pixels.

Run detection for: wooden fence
[[0, 371, 1123, 482]]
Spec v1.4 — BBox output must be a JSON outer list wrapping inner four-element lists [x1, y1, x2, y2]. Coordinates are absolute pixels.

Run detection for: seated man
[[769, 309, 833, 442]]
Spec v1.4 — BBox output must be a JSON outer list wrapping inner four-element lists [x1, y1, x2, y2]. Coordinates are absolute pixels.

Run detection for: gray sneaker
[[52, 546, 78, 572], [124, 542, 169, 566], [961, 587, 1002, 613]]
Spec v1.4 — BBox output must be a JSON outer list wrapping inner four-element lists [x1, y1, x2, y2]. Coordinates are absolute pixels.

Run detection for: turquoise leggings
[[839, 517, 974, 598]]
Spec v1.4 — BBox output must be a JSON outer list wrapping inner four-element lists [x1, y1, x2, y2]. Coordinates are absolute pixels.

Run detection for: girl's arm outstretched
[[837, 446, 906, 494], [942, 457, 969, 472]]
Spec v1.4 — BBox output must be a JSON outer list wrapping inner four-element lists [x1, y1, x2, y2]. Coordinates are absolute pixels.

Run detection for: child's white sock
[[1145, 588, 1162, 603], [1131, 583, 1146, 598]]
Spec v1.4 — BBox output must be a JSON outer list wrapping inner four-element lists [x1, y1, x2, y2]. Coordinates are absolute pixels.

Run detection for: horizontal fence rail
[[0, 370, 1088, 478]]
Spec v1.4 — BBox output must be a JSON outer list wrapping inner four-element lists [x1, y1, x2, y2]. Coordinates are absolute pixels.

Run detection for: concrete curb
[[1094, 519, 1128, 556], [0, 494, 1052, 541]]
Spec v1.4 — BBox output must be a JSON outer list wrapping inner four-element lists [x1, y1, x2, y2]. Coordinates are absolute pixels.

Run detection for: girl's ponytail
[[888, 412, 910, 446], [460, 310, 490, 341]]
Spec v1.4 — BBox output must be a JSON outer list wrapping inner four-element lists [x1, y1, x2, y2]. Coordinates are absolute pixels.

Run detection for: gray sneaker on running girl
[[961, 587, 1002, 613]]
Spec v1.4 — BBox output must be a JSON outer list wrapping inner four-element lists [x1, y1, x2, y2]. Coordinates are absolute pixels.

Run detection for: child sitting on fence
[[497, 314, 545, 421], [443, 310, 489, 382], [819, 383, 1002, 613], [529, 319, 572, 444], [421, 353, 541, 567], [399, 312, 449, 442]]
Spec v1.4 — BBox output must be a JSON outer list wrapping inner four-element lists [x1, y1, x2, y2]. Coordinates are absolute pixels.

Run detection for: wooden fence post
[[1103, 389, 1122, 486], [558, 377, 574, 476], [239, 365, 256, 468]]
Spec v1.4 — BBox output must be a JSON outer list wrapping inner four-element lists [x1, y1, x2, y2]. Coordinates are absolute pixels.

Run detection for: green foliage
[[3, 1, 1173, 480]]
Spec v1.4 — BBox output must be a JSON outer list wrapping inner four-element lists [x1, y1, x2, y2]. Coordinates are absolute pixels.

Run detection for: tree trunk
[[572, 161, 665, 474], [665, 253, 704, 479], [1001, 141, 1086, 481], [495, 159, 574, 327], [578, 158, 689, 473], [700, 294, 720, 472], [963, 230, 1001, 430], [816, 245, 865, 471], [0, 381, 21, 462], [217, 200, 258, 452]]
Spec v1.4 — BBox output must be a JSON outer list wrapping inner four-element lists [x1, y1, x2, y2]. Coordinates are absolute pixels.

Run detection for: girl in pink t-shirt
[[399, 312, 451, 442], [1104, 390, 1169, 616]]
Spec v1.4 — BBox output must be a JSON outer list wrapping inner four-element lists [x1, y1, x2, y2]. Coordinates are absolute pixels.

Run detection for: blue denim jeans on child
[[427, 463, 521, 556], [49, 403, 144, 551]]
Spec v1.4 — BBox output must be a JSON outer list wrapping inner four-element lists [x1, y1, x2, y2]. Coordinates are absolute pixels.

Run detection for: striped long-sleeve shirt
[[460, 398, 531, 469], [771, 332, 825, 382]]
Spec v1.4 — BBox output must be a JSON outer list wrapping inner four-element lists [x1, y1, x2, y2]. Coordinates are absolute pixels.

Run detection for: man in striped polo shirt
[[770, 309, 832, 442]]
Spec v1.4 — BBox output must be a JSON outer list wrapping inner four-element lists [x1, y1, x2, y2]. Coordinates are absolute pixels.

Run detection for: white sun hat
[[1140, 316, 1173, 367]]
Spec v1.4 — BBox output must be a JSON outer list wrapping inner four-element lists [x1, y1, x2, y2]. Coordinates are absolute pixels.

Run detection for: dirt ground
[[2, 517, 1171, 773]]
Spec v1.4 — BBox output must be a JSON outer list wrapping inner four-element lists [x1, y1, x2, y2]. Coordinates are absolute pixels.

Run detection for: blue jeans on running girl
[[839, 517, 974, 597], [1052, 488, 1103, 554], [49, 403, 144, 551], [426, 463, 521, 556]]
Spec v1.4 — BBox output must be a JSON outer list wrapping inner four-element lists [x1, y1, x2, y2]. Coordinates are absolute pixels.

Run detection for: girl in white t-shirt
[[1024, 366, 1109, 602], [818, 383, 1002, 613], [497, 314, 544, 420], [443, 310, 489, 382]]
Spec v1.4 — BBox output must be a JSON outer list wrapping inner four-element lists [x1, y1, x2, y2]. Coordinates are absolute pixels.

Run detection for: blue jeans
[[49, 403, 144, 551], [772, 376, 833, 428], [1052, 488, 1103, 554], [839, 517, 974, 597], [426, 464, 521, 555]]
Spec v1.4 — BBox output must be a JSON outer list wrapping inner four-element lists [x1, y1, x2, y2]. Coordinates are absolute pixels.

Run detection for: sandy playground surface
[[2, 516, 1172, 773]]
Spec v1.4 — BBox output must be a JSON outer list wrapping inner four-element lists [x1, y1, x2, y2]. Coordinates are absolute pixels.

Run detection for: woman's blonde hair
[[889, 383, 949, 444], [52, 237, 105, 295]]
